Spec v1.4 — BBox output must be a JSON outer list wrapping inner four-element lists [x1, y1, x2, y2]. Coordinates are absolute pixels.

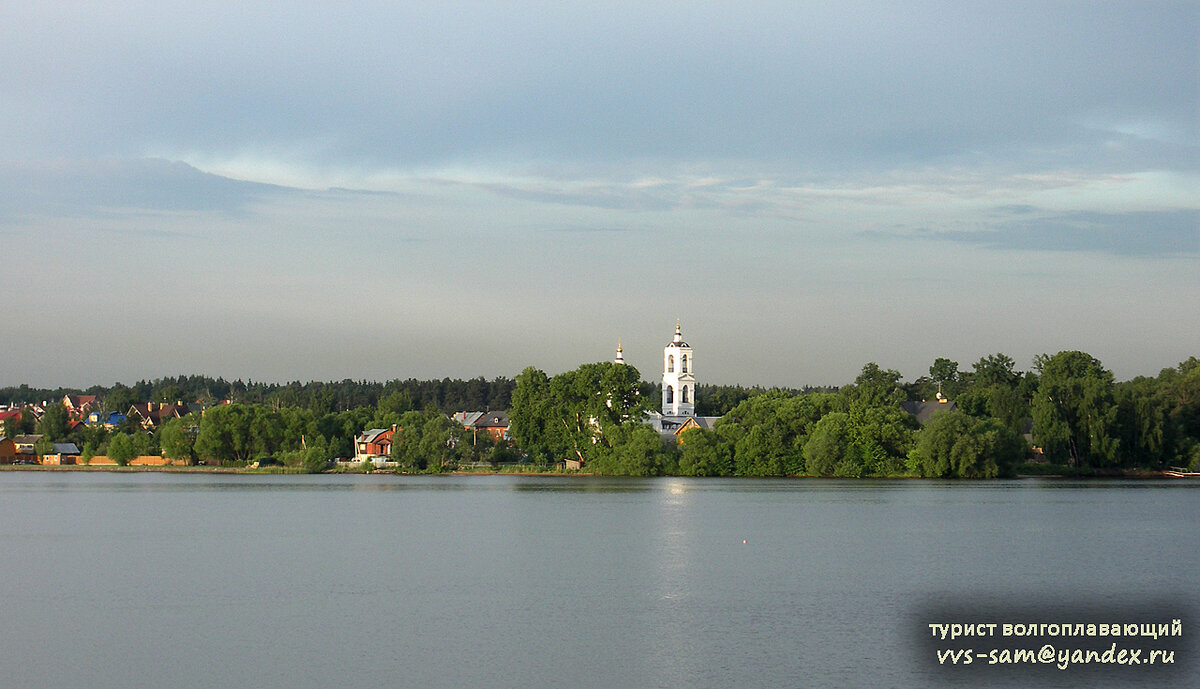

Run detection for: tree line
[[0, 374, 780, 418], [508, 352, 1200, 477], [6, 352, 1198, 476], [0, 375, 517, 416]]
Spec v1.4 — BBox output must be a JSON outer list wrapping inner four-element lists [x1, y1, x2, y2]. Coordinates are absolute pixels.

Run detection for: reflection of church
[[635, 321, 720, 437]]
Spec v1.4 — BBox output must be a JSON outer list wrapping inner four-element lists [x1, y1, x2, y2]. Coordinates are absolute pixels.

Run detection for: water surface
[[1, 473, 1195, 688]]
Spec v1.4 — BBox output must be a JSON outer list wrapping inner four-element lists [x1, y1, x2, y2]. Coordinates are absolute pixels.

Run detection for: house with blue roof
[[86, 411, 128, 428]]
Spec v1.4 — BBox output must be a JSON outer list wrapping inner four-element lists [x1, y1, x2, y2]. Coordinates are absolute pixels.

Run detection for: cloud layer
[[1, 2, 1196, 387]]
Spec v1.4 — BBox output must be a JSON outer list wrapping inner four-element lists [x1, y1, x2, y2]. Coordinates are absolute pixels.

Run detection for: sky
[[2, 1, 1197, 389]]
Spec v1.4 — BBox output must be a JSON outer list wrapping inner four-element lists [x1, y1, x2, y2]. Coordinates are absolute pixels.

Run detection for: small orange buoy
[[742, 539, 747, 544]]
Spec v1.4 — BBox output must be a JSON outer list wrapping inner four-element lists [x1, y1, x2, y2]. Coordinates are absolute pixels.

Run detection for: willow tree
[[509, 362, 648, 465], [909, 410, 1024, 478], [1031, 351, 1119, 467]]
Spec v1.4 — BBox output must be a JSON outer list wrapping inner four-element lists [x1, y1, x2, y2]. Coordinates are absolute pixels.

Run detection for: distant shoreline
[[0, 464, 240, 473], [1, 465, 1191, 479]]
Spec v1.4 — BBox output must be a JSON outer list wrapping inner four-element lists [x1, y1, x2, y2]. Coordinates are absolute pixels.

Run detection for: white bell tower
[[662, 320, 695, 416]]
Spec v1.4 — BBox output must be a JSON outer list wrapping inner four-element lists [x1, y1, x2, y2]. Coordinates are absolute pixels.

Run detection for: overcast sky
[[2, 1, 1197, 389]]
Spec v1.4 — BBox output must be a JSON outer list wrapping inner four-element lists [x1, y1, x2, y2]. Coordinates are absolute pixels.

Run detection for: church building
[[642, 321, 721, 437], [661, 320, 695, 416]]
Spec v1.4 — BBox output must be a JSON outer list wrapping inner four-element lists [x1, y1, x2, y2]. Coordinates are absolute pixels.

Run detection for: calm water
[[0, 473, 1196, 688]]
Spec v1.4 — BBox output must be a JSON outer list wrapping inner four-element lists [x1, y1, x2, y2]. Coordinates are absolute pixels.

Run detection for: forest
[[3, 352, 1198, 477], [508, 353, 1199, 477]]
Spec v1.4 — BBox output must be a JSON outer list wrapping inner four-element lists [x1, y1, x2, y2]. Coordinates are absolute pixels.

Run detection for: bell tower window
[[667, 355, 674, 373], [682, 354, 688, 373], [666, 386, 674, 404], [682, 386, 689, 403]]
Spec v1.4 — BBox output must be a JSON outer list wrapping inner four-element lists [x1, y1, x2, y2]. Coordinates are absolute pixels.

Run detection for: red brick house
[[473, 411, 510, 442], [354, 426, 397, 462], [452, 411, 510, 442]]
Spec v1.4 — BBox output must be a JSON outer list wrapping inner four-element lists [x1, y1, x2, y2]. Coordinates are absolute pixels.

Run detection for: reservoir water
[[1, 472, 1196, 688]]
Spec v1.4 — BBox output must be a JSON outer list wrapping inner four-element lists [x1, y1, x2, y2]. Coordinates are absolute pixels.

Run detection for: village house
[[127, 402, 187, 429], [0, 408, 22, 428], [63, 394, 98, 420], [899, 391, 958, 425], [354, 425, 396, 463], [86, 410, 128, 428], [452, 411, 510, 443], [40, 443, 81, 465], [475, 411, 510, 441], [451, 411, 485, 429], [12, 434, 42, 462], [672, 415, 721, 439], [0, 437, 16, 464]]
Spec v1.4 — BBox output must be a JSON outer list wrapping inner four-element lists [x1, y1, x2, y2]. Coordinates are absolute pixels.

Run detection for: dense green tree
[[316, 408, 376, 458], [310, 387, 337, 416], [803, 412, 852, 476], [691, 384, 795, 416], [585, 423, 672, 476], [159, 415, 198, 464], [1031, 351, 1120, 467], [849, 405, 914, 476], [106, 433, 136, 466], [192, 404, 310, 463], [302, 436, 331, 473], [509, 362, 648, 466], [799, 402, 913, 477], [509, 367, 555, 464], [249, 409, 284, 458], [954, 383, 1028, 434], [676, 428, 733, 476], [33, 435, 54, 458], [417, 412, 467, 472], [844, 363, 905, 410], [76, 422, 109, 453], [909, 411, 1024, 478], [194, 404, 258, 463], [972, 353, 1021, 388], [1150, 358, 1200, 468], [37, 402, 71, 442], [733, 423, 801, 476], [717, 391, 838, 475], [105, 385, 139, 413], [391, 408, 466, 471], [1112, 377, 1169, 468], [277, 406, 318, 453], [458, 428, 499, 465], [130, 431, 158, 458], [378, 391, 415, 417], [930, 358, 960, 385]]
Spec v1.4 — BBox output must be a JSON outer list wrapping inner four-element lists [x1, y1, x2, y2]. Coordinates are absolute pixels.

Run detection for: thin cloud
[[925, 210, 1199, 257], [540, 226, 638, 235], [0, 159, 294, 223]]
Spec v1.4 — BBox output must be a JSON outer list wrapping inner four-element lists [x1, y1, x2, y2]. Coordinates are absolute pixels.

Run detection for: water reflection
[[6, 471, 1190, 495]]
